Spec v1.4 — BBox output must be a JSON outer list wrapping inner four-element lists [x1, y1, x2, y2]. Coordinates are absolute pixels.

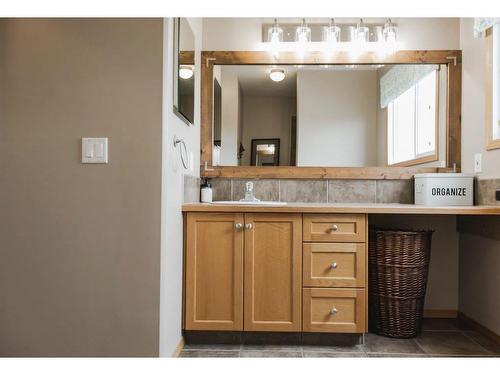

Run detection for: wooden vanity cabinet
[[184, 213, 244, 331], [184, 212, 302, 332]]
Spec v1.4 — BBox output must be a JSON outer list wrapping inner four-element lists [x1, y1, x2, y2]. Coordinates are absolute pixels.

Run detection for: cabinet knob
[[330, 307, 338, 315], [235, 223, 243, 229], [330, 262, 338, 269], [330, 224, 338, 232], [245, 223, 253, 230]]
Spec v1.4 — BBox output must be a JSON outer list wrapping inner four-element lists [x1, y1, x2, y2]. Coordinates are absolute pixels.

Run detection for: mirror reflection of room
[[213, 63, 447, 168]]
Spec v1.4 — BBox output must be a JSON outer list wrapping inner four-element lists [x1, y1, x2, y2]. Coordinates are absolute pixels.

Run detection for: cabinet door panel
[[244, 213, 302, 332], [185, 213, 244, 331]]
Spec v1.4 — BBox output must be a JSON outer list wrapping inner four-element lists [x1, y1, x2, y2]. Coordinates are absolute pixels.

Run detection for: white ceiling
[[220, 65, 383, 97]]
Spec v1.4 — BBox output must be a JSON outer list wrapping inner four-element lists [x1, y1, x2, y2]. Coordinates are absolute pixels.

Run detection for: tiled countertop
[[182, 202, 500, 215]]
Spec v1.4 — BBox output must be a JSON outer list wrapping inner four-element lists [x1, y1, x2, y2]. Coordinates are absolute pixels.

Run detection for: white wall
[[159, 17, 202, 357], [220, 69, 240, 165], [458, 18, 500, 334], [203, 18, 459, 51], [241, 95, 295, 166], [460, 18, 500, 178], [297, 70, 377, 166]]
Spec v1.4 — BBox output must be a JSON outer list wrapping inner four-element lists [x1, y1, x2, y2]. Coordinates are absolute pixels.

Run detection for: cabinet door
[[185, 213, 244, 331], [244, 213, 302, 332]]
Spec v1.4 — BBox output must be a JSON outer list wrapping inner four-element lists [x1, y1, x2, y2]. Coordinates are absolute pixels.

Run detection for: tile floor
[[179, 319, 500, 358]]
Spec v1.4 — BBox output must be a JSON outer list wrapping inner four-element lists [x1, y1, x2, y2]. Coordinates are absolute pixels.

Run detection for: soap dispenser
[[200, 179, 213, 203]]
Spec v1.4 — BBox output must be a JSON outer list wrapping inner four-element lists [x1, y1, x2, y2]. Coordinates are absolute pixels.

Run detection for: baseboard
[[458, 312, 500, 346], [423, 309, 458, 318], [171, 337, 185, 358]]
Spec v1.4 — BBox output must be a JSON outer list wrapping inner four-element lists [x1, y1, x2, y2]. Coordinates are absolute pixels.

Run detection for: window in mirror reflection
[[387, 70, 438, 166], [212, 64, 445, 167]]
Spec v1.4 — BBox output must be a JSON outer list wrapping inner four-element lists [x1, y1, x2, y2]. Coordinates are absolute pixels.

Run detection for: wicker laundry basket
[[368, 228, 433, 338]]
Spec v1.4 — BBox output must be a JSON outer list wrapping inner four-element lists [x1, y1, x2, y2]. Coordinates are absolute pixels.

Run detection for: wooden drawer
[[303, 214, 366, 242], [303, 288, 366, 333], [303, 243, 366, 288]]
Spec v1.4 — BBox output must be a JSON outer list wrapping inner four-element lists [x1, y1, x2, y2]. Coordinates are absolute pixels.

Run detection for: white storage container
[[414, 173, 474, 206]]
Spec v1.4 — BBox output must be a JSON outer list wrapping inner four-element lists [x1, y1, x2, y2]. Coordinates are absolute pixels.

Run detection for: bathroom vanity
[[182, 203, 500, 336]]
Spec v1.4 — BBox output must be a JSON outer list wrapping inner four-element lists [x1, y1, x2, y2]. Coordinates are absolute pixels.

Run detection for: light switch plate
[[82, 138, 108, 163], [474, 153, 482, 173]]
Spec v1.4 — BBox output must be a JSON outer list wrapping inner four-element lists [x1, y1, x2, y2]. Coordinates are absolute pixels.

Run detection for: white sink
[[211, 200, 287, 206]]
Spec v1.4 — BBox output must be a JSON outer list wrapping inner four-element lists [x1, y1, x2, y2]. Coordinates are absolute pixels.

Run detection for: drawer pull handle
[[330, 307, 338, 315], [235, 223, 243, 229], [245, 223, 253, 230], [330, 224, 339, 232], [330, 262, 338, 269]]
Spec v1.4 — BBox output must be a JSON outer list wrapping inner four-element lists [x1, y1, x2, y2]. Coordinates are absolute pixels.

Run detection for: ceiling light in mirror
[[269, 68, 286, 82], [268, 18, 284, 44], [179, 65, 194, 79]]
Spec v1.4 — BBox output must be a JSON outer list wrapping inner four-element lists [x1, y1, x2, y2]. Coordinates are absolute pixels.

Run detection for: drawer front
[[303, 214, 366, 242], [303, 243, 366, 287], [303, 288, 365, 333]]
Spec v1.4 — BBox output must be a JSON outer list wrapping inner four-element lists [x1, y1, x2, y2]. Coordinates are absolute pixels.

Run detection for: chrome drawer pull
[[245, 223, 253, 230], [330, 262, 338, 269], [330, 224, 338, 232], [330, 307, 338, 315], [235, 223, 243, 229]]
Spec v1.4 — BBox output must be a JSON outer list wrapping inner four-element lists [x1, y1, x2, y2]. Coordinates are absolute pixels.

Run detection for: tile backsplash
[[476, 178, 500, 206], [185, 177, 500, 205], [207, 178, 414, 204]]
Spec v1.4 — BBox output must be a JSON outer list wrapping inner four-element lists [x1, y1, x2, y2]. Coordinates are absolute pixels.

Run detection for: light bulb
[[355, 19, 369, 43], [323, 18, 341, 43], [179, 65, 194, 79], [268, 18, 283, 44], [295, 19, 311, 43], [269, 68, 285, 82], [383, 19, 397, 43]]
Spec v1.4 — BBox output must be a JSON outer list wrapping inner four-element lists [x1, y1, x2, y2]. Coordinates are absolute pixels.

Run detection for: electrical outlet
[[496, 190, 500, 202], [474, 153, 482, 173]]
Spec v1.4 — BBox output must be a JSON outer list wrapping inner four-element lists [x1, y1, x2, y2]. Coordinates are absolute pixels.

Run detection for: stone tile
[[367, 353, 430, 357], [208, 178, 231, 201], [183, 344, 241, 351], [302, 344, 364, 353], [476, 178, 500, 205], [422, 318, 460, 332], [280, 180, 327, 203], [415, 331, 490, 355], [328, 180, 376, 203], [462, 330, 500, 355], [364, 333, 424, 354], [376, 180, 413, 204], [241, 345, 301, 352], [304, 351, 366, 358], [231, 179, 279, 201], [240, 350, 302, 358], [179, 350, 240, 358], [183, 175, 200, 203]]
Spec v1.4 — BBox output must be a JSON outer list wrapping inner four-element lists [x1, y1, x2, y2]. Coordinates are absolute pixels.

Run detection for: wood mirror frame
[[201, 50, 462, 179]]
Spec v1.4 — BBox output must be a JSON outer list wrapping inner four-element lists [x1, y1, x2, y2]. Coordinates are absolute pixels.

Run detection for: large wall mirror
[[173, 18, 195, 125], [201, 51, 461, 179], [486, 25, 500, 150]]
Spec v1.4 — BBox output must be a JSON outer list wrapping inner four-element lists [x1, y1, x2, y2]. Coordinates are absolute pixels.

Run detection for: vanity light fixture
[[382, 18, 397, 43], [269, 68, 286, 82], [268, 18, 284, 44], [323, 18, 341, 43], [295, 18, 311, 43], [355, 19, 369, 43], [179, 65, 194, 79]]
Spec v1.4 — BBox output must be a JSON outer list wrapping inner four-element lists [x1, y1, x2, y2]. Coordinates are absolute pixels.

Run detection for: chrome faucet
[[240, 181, 260, 202]]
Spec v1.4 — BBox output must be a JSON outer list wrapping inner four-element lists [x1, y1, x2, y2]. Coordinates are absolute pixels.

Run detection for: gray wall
[[0, 19, 163, 356]]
